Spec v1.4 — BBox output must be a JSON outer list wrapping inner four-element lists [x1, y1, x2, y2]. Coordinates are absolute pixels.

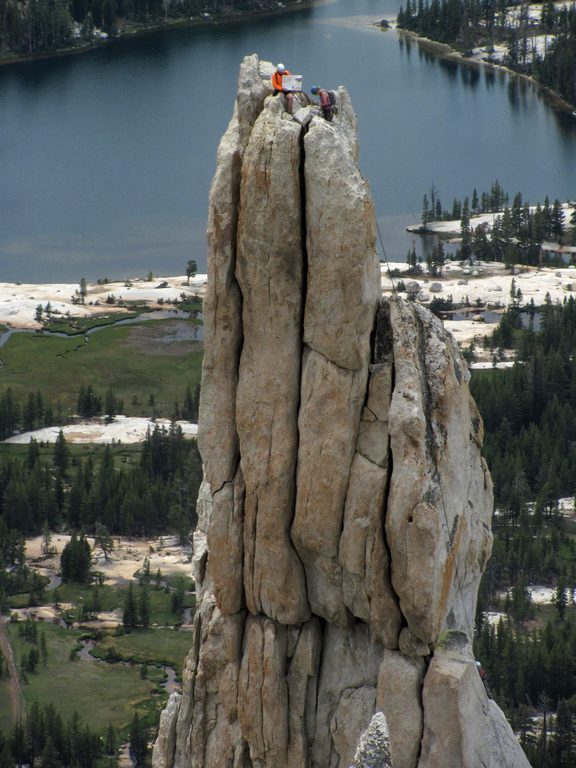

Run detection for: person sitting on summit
[[271, 63, 294, 114]]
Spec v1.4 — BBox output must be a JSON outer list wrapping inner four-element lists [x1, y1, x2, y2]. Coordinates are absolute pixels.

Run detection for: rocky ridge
[[152, 54, 530, 768]]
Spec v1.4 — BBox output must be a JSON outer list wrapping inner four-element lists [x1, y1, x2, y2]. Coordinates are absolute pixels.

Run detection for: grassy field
[[0, 318, 202, 418], [91, 628, 193, 674], [9, 580, 194, 624], [1, 579, 195, 735], [49, 583, 129, 614], [48, 582, 193, 625], [0, 442, 144, 471], [44, 311, 144, 335], [6, 623, 168, 731]]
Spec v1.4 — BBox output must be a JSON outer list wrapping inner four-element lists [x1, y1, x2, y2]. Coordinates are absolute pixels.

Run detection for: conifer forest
[[398, 0, 576, 108], [0, 0, 300, 57]]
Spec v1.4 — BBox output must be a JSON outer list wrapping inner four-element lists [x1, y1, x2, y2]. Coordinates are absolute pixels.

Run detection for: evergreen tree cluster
[[468, 296, 576, 761], [0, 381, 199, 441], [122, 581, 151, 628], [0, 389, 55, 441], [0, 521, 46, 609], [398, 0, 576, 107], [0, 705, 108, 768], [0, 0, 301, 56], [129, 712, 148, 766], [475, 615, 576, 766], [0, 425, 201, 603], [422, 180, 510, 224], [60, 533, 92, 582], [535, 29, 576, 107], [421, 182, 574, 267], [476, 613, 576, 713], [16, 618, 49, 676], [463, 193, 570, 267], [472, 297, 576, 510]]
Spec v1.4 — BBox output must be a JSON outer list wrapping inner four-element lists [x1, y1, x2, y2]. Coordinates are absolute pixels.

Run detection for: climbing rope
[[376, 218, 397, 293]]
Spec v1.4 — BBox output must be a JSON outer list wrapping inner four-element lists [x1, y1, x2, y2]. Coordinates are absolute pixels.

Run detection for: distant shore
[[0, 274, 207, 330], [4, 264, 576, 348], [398, 28, 576, 115], [0, 0, 315, 68]]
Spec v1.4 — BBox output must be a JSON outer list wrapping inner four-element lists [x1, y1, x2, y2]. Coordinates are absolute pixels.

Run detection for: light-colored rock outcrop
[[236, 100, 309, 625], [386, 299, 493, 648], [378, 650, 424, 768], [153, 54, 529, 768], [152, 693, 181, 768], [350, 712, 393, 768]]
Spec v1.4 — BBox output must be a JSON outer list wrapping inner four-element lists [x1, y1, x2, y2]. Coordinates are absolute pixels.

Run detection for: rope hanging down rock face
[[376, 217, 397, 293]]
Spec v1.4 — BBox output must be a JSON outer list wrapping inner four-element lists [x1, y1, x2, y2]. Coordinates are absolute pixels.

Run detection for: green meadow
[[90, 628, 193, 675], [0, 316, 203, 418], [7, 623, 169, 730]]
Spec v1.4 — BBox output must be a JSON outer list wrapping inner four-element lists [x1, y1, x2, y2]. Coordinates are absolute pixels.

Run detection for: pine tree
[[472, 187, 479, 212], [422, 193, 431, 226], [186, 259, 197, 285], [459, 198, 472, 262], [123, 582, 138, 628], [40, 737, 61, 768], [60, 534, 91, 583], [554, 575, 568, 621], [10, 719, 28, 767], [129, 714, 147, 766], [552, 199, 564, 242], [95, 523, 113, 561], [138, 586, 150, 629], [0, 738, 13, 768], [171, 577, 185, 618], [40, 632, 48, 666], [52, 430, 69, 474], [105, 723, 116, 756], [25, 702, 45, 763]]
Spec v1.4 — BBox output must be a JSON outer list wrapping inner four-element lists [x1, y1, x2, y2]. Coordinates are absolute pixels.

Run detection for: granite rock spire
[[153, 54, 530, 768]]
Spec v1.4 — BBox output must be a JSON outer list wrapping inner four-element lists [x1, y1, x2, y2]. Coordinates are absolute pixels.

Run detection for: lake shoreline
[[398, 28, 576, 115], [4, 266, 576, 350], [0, 0, 316, 68]]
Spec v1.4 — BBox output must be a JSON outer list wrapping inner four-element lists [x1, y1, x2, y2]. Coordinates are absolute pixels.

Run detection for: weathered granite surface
[[153, 54, 530, 768]]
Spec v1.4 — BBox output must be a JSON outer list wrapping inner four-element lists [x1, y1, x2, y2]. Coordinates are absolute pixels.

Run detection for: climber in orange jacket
[[271, 63, 294, 114]]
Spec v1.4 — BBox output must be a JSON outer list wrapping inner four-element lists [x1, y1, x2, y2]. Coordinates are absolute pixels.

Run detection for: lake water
[[1, 0, 576, 283]]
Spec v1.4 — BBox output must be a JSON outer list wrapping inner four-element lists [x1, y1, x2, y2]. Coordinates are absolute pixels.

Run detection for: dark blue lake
[[1, 0, 575, 282]]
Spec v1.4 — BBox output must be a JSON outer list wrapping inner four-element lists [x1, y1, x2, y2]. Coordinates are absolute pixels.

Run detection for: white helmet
[[277, 63, 286, 73]]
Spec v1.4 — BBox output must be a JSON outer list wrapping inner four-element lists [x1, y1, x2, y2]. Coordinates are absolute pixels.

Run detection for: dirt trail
[[0, 618, 25, 723]]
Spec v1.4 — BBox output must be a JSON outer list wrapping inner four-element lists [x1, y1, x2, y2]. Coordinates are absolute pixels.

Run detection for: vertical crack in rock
[[152, 54, 530, 768], [208, 474, 245, 614], [235, 96, 309, 626], [339, 301, 403, 650], [291, 109, 381, 627], [290, 105, 311, 603]]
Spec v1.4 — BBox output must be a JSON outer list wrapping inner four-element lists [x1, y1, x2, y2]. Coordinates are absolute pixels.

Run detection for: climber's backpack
[[328, 90, 337, 106]]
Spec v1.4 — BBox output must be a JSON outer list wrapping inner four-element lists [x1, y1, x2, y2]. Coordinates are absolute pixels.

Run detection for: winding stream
[[78, 638, 180, 694], [0, 310, 203, 349]]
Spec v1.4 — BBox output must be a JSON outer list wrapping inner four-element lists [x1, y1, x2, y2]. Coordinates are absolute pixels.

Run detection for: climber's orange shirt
[[271, 69, 291, 91]]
